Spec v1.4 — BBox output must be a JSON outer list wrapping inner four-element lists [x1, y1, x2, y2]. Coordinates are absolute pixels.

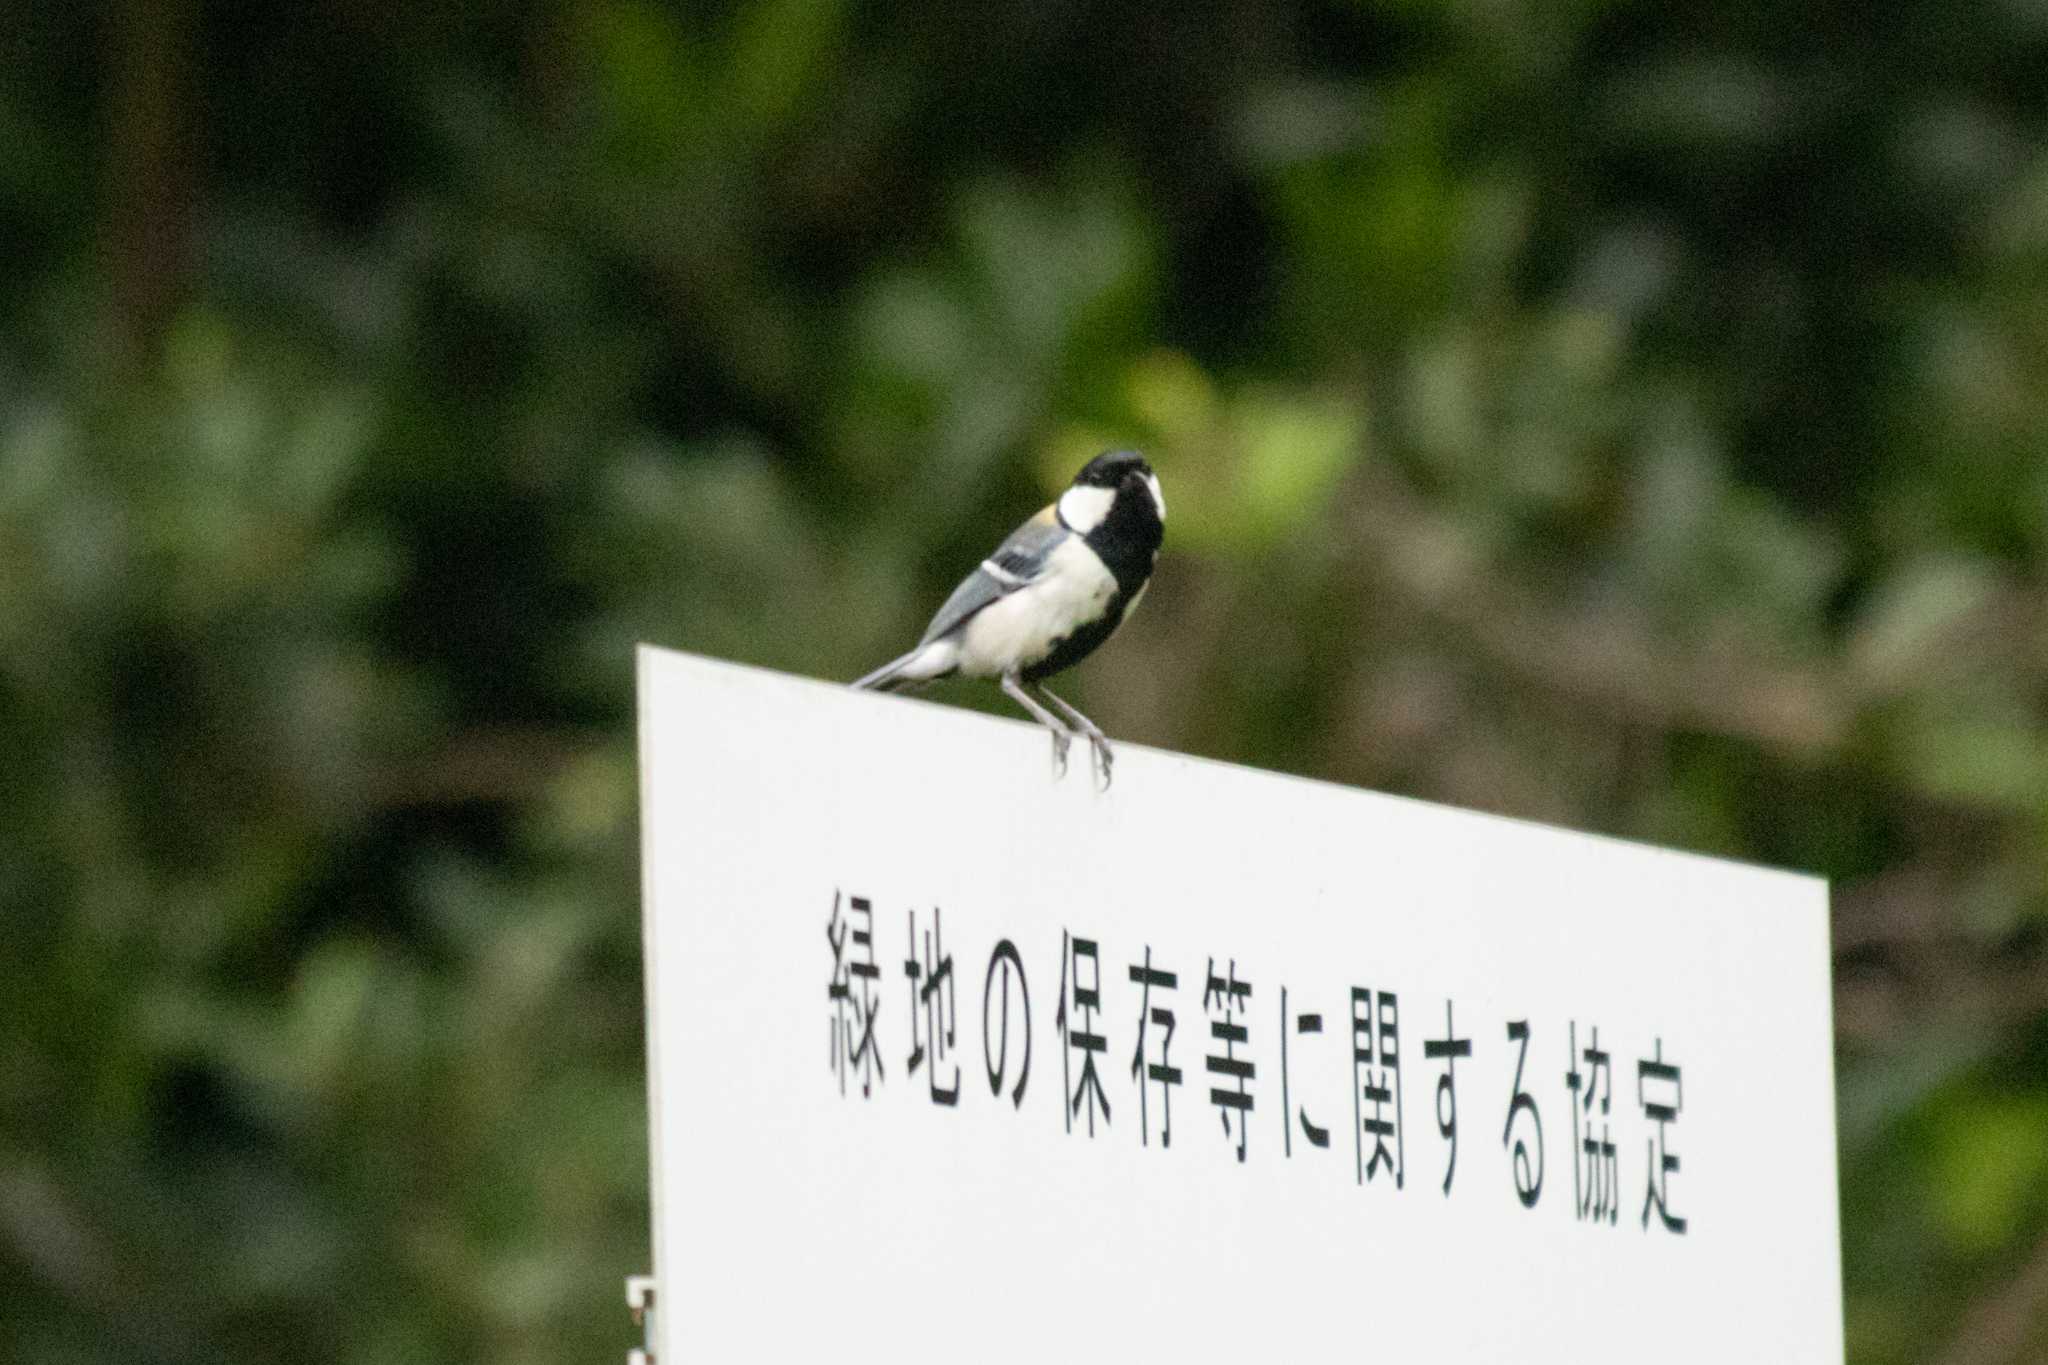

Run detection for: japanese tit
[[852, 449, 1166, 788]]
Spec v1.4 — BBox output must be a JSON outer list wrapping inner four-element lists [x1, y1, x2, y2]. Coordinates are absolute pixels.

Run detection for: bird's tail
[[851, 653, 917, 691], [851, 641, 953, 692]]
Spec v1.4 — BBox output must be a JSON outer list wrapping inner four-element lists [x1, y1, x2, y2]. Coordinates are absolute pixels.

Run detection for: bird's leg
[[1001, 672, 1074, 778], [1037, 684, 1113, 791]]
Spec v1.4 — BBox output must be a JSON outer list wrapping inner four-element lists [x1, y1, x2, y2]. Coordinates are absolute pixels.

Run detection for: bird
[[852, 448, 1165, 789]]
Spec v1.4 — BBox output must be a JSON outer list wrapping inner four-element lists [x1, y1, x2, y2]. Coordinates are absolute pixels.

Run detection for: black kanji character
[[827, 891, 883, 1097], [903, 908, 960, 1106], [1204, 958, 1254, 1162], [1058, 932, 1111, 1136], [1129, 947, 1181, 1148], [1638, 1037, 1687, 1234], [1566, 1021, 1617, 1224], [1351, 988, 1404, 1187]]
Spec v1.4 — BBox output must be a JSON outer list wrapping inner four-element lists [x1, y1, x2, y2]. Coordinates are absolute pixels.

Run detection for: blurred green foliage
[[3, 2, 2046, 1362]]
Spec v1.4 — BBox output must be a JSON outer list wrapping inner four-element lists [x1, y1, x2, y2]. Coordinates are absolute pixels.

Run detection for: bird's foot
[[1088, 734, 1114, 791], [1049, 728, 1072, 779]]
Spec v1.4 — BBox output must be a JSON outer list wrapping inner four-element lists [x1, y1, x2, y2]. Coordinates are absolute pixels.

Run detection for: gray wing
[[918, 508, 1069, 646]]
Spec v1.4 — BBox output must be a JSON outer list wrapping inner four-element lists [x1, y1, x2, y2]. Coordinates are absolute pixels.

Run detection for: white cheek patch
[[1146, 472, 1165, 521], [1057, 483, 1115, 533]]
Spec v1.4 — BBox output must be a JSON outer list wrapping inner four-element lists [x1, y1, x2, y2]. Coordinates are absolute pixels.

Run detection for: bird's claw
[[1047, 730, 1113, 789], [1089, 735, 1114, 791]]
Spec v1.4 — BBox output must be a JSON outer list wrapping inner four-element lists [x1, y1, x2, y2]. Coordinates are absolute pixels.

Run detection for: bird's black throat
[[1082, 482, 1163, 598]]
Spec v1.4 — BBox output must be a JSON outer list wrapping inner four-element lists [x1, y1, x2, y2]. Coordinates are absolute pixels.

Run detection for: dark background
[[4, 2, 2047, 1361]]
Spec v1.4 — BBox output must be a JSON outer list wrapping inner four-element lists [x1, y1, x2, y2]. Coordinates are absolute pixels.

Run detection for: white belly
[[955, 537, 1117, 678]]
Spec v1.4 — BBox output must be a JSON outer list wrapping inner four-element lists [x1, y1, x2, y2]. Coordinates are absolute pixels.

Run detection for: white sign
[[636, 645, 1843, 1363]]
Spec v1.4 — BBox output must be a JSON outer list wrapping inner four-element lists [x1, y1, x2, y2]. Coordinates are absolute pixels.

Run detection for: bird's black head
[[1073, 448, 1152, 489], [1059, 448, 1164, 531]]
